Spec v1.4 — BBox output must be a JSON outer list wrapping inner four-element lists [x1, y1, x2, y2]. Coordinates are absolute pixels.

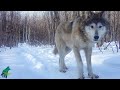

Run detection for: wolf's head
[[84, 11, 109, 43]]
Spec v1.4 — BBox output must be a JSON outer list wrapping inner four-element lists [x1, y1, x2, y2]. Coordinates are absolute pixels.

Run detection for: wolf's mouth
[[93, 40, 99, 43], [94, 39, 98, 41]]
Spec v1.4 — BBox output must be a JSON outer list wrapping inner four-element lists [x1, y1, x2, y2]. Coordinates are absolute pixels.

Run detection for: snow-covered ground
[[0, 42, 120, 79]]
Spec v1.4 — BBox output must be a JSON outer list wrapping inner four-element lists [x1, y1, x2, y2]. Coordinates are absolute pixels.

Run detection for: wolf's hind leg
[[58, 46, 71, 73]]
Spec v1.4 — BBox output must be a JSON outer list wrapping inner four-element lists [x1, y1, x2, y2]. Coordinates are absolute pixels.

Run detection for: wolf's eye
[[91, 25, 94, 29], [99, 26, 102, 28]]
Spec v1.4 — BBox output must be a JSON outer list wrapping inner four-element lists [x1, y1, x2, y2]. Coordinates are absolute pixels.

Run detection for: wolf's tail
[[53, 46, 58, 55]]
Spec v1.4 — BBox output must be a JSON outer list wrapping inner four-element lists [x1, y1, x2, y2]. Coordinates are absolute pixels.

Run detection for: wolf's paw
[[78, 75, 85, 79], [59, 68, 67, 73], [59, 66, 68, 73], [88, 73, 99, 79], [59, 69, 67, 73], [64, 66, 68, 70]]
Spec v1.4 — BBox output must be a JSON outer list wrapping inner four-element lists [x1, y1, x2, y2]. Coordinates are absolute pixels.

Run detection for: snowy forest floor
[[0, 42, 120, 79]]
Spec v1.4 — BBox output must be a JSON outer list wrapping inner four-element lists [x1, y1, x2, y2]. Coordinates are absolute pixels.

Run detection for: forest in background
[[0, 11, 120, 51]]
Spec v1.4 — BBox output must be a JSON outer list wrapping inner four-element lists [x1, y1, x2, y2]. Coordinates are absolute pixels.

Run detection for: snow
[[0, 42, 120, 79]]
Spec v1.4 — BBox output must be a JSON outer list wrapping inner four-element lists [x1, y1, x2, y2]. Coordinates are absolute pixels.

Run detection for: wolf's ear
[[88, 11, 95, 18], [99, 11, 105, 17], [89, 11, 94, 16]]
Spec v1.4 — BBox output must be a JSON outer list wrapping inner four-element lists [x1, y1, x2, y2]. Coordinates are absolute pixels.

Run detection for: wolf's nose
[[94, 36, 99, 40]]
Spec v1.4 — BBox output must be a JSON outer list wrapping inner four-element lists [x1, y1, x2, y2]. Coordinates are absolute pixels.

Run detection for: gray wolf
[[53, 11, 110, 79]]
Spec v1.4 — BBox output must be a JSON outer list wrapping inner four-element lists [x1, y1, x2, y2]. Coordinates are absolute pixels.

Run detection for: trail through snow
[[0, 43, 120, 79]]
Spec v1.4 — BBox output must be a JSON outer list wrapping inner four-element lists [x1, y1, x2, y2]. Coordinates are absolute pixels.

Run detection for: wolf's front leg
[[84, 47, 99, 79], [73, 47, 84, 79]]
